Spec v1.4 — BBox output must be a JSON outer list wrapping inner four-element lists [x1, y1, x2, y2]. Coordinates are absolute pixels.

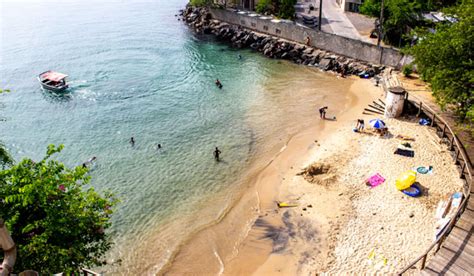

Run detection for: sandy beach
[[163, 75, 463, 275], [164, 76, 376, 274]]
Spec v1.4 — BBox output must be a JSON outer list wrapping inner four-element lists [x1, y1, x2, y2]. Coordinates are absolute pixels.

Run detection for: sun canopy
[[369, 119, 386, 129], [41, 71, 68, 82]]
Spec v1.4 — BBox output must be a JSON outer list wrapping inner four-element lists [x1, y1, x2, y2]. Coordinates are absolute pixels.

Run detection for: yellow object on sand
[[277, 202, 298, 208], [395, 170, 417, 190], [368, 249, 376, 260]]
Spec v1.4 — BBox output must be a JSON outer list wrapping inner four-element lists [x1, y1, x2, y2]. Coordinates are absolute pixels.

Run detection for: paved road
[[321, 0, 370, 41], [296, 0, 374, 44]]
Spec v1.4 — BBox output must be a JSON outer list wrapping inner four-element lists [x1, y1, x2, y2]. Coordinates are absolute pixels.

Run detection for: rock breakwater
[[179, 6, 387, 77]]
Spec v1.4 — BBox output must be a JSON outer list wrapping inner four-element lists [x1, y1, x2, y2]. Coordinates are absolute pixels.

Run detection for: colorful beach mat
[[366, 173, 385, 188]]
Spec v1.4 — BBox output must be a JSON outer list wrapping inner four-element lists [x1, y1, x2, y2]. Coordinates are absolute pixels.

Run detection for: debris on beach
[[277, 202, 298, 208], [298, 162, 336, 186]]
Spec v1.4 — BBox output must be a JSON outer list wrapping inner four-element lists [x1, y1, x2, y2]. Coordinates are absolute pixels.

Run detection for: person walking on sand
[[319, 106, 328, 119], [213, 147, 221, 161], [356, 119, 365, 131], [130, 137, 135, 146]]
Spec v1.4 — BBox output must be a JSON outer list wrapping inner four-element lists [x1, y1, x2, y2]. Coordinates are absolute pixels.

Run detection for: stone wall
[[182, 7, 386, 77], [210, 9, 405, 68]]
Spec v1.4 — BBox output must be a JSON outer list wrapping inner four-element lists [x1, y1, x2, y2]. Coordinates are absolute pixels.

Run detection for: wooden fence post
[[431, 113, 436, 127], [460, 162, 466, 178], [421, 254, 427, 269], [455, 149, 461, 164], [417, 102, 422, 117], [450, 137, 455, 151], [441, 125, 447, 138]]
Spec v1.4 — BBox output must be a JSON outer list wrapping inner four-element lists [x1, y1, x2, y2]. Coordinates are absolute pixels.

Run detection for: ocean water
[[0, 0, 353, 273]]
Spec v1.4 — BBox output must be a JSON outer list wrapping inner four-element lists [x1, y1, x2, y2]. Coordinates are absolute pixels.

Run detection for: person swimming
[[238, 54, 242, 59], [215, 79, 223, 89], [157, 143, 162, 150], [82, 156, 97, 168]]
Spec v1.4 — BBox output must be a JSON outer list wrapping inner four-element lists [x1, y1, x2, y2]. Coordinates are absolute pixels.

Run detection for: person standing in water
[[319, 106, 328, 119], [157, 143, 162, 150], [213, 147, 221, 161], [130, 137, 135, 146], [215, 79, 222, 89]]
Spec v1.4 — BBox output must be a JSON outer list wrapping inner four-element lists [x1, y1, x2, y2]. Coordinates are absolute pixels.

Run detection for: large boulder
[[318, 58, 334, 71]]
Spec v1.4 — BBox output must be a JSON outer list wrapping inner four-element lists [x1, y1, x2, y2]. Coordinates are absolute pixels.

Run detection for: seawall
[[180, 6, 405, 77], [210, 8, 404, 68]]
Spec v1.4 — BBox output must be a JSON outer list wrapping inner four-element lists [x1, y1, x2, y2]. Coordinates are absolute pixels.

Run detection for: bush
[[359, 0, 381, 17], [190, 0, 212, 7], [0, 145, 117, 273], [256, 0, 272, 14], [278, 0, 297, 20], [409, 1, 473, 123], [402, 64, 413, 76]]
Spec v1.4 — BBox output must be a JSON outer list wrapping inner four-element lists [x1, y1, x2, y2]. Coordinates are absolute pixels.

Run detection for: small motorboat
[[38, 71, 69, 92]]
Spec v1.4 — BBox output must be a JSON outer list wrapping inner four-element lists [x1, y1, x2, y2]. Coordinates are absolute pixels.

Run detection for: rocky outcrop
[[179, 6, 385, 77]]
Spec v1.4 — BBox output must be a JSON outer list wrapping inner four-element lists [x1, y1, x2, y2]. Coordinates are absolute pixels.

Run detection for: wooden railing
[[397, 94, 473, 275]]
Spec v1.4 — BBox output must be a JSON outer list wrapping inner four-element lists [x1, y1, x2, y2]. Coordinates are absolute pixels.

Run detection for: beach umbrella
[[369, 119, 386, 129]]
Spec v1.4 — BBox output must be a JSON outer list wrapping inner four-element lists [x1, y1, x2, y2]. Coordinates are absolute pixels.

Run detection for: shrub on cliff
[[0, 144, 118, 273]]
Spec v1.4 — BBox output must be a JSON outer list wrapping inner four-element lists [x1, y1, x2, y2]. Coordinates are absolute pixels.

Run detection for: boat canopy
[[41, 71, 68, 82]]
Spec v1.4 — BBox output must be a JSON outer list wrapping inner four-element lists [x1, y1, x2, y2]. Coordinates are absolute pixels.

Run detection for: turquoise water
[[1, 0, 351, 273]]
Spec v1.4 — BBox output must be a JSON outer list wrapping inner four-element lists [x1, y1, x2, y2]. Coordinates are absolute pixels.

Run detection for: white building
[[337, 0, 364, 12]]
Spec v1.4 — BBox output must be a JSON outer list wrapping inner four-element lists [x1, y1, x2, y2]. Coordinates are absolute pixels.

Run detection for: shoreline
[[163, 76, 380, 274], [162, 70, 464, 274]]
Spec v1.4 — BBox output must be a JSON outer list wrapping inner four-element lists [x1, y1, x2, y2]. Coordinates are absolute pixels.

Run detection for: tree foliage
[[0, 142, 14, 169], [278, 0, 296, 19], [255, 0, 295, 19], [409, 1, 474, 123], [358, 0, 461, 46], [0, 144, 117, 273], [190, 0, 213, 7], [256, 0, 273, 14]]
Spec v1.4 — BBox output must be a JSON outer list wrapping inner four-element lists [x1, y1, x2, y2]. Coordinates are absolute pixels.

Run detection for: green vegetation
[[402, 64, 413, 77], [278, 0, 296, 19], [0, 89, 13, 168], [359, 0, 459, 46], [359, 0, 473, 130], [359, 0, 381, 16], [0, 142, 13, 169], [256, 0, 273, 14], [409, 1, 474, 125], [255, 0, 296, 19], [0, 144, 117, 273], [190, 0, 212, 7]]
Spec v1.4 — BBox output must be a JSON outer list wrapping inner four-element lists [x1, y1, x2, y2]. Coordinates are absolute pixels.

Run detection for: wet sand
[[163, 76, 380, 275]]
